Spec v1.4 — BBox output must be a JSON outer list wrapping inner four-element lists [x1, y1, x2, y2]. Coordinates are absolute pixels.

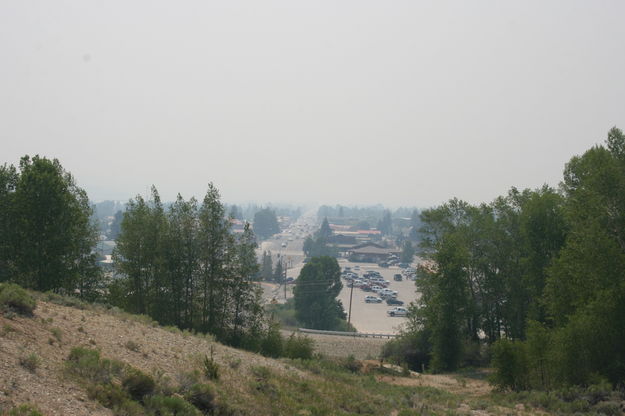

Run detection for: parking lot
[[336, 259, 420, 335]]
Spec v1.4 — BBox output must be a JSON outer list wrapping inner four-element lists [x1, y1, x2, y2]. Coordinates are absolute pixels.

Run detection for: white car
[[364, 295, 383, 303], [379, 288, 398, 297], [387, 307, 408, 317]]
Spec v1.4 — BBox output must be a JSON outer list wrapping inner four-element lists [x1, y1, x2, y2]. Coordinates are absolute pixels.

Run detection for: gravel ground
[[282, 330, 388, 360]]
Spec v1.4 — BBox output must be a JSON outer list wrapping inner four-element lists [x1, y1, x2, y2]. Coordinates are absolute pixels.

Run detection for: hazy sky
[[2, 1, 624, 208]]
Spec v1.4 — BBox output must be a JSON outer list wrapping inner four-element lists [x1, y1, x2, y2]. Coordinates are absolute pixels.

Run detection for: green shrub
[[66, 347, 125, 384], [490, 338, 529, 391], [50, 327, 62, 342], [283, 333, 314, 359], [6, 404, 44, 416], [43, 291, 88, 309], [144, 395, 201, 416], [125, 340, 141, 352], [259, 322, 283, 358], [184, 383, 215, 413], [0, 283, 36, 316], [381, 329, 431, 372], [203, 353, 220, 381], [19, 353, 41, 373], [67, 347, 101, 378], [86, 383, 130, 409], [122, 369, 155, 401], [177, 370, 201, 394], [593, 400, 622, 416], [341, 354, 363, 373]]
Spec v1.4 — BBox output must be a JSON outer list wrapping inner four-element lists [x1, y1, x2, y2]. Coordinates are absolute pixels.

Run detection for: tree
[[377, 210, 392, 235], [2, 156, 99, 296], [113, 187, 166, 316], [273, 257, 284, 282], [0, 163, 19, 283], [228, 222, 263, 345], [293, 256, 344, 330], [197, 183, 231, 336], [400, 241, 415, 263], [253, 208, 280, 240], [260, 251, 273, 281], [109, 210, 123, 240], [318, 217, 332, 240]]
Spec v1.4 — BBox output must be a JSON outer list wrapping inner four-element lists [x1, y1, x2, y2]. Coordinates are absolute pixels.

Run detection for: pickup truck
[[387, 307, 408, 317]]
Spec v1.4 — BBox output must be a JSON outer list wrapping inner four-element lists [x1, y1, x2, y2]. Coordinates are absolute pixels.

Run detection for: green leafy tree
[[113, 187, 167, 315], [228, 222, 263, 345], [1, 156, 99, 296], [293, 256, 344, 330], [197, 183, 231, 336], [253, 208, 280, 240]]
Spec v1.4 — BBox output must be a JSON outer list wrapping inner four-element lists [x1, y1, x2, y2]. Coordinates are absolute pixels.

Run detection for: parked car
[[398, 263, 409, 268], [387, 307, 408, 317], [393, 274, 402, 281], [365, 295, 383, 303], [380, 288, 398, 297], [378, 261, 389, 268], [386, 298, 404, 305]]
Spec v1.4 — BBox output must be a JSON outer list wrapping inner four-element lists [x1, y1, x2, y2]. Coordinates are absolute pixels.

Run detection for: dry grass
[[0, 297, 553, 416]]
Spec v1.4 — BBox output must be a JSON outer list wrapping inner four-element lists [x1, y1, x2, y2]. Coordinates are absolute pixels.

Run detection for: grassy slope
[[0, 295, 550, 416]]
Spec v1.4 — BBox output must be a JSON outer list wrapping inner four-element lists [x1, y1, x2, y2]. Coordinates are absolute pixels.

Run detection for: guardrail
[[298, 328, 397, 339]]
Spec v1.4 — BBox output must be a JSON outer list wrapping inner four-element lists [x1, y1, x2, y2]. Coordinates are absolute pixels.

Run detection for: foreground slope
[[1, 295, 551, 416]]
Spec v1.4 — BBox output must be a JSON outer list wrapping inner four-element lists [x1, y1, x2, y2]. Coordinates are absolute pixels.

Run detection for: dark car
[[393, 274, 402, 281], [386, 298, 404, 306]]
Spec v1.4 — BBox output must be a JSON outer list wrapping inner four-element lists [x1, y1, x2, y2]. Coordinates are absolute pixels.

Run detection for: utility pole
[[284, 259, 287, 301], [347, 281, 354, 327]]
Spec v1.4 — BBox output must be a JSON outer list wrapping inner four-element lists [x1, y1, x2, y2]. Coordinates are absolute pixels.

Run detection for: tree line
[[387, 127, 625, 389], [110, 184, 264, 347], [0, 156, 269, 349]]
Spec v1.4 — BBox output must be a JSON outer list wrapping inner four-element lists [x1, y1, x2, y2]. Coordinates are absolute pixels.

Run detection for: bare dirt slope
[[0, 300, 300, 415]]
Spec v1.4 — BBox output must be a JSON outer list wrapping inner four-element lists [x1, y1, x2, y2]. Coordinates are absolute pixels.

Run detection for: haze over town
[[3, 1, 625, 207]]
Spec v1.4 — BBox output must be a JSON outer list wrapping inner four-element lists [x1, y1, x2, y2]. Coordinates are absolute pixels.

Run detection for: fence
[[298, 328, 397, 339]]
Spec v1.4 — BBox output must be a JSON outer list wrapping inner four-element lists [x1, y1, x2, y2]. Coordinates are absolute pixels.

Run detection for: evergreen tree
[[273, 257, 284, 282], [261, 251, 273, 281], [318, 217, 332, 239], [197, 183, 230, 336]]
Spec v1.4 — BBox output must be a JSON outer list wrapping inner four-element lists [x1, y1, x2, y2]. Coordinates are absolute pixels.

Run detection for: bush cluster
[[0, 283, 36, 316], [259, 324, 315, 360], [65, 347, 221, 415]]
